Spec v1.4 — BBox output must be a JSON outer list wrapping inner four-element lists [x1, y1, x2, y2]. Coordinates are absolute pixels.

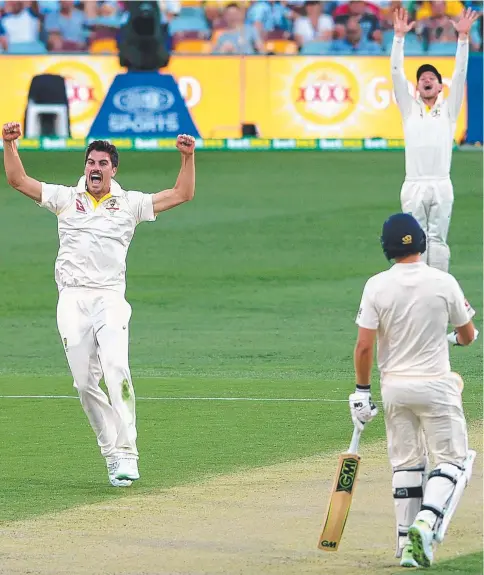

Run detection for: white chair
[[24, 74, 71, 138], [25, 103, 69, 138]]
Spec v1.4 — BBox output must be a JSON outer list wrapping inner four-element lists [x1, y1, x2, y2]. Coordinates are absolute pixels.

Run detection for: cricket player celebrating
[[350, 213, 478, 568], [2, 122, 196, 487], [391, 7, 478, 273]]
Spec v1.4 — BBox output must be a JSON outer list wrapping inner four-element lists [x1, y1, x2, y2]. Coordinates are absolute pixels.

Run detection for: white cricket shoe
[[115, 457, 140, 481], [409, 519, 434, 568], [400, 544, 419, 568], [107, 459, 133, 487]]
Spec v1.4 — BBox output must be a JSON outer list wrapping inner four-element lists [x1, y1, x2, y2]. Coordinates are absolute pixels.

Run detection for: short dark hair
[[85, 140, 119, 168], [225, 2, 240, 10]]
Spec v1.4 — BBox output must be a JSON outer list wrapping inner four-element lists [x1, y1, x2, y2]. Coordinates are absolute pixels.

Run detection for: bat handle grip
[[348, 425, 362, 454]]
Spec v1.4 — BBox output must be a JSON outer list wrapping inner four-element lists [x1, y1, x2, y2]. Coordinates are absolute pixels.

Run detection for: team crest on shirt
[[105, 198, 120, 212], [430, 107, 441, 118], [76, 198, 86, 213]]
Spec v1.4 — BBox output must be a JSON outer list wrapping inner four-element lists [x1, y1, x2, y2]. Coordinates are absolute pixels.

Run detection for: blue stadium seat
[[86, 16, 122, 29], [404, 45, 426, 56], [300, 41, 332, 55], [7, 41, 47, 54], [179, 6, 205, 19], [383, 31, 424, 54], [382, 29, 394, 48], [427, 42, 457, 56], [169, 16, 210, 35]]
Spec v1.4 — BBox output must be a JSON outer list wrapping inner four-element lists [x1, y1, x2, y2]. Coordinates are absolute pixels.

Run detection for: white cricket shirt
[[356, 262, 475, 378], [391, 36, 469, 180], [39, 176, 156, 294]]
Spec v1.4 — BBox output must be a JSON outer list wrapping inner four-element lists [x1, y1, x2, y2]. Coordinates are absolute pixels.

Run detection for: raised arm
[[2, 122, 42, 202], [448, 9, 478, 122], [391, 9, 416, 120], [151, 134, 196, 215]]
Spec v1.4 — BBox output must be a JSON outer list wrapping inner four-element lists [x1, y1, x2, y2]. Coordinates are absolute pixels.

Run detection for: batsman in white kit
[[391, 7, 479, 273], [2, 122, 196, 487], [350, 213, 478, 568]]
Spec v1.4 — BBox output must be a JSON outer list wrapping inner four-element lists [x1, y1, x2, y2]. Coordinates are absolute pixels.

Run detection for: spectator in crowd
[[45, 0, 87, 51], [84, 0, 122, 24], [159, 0, 181, 23], [204, 0, 248, 31], [334, 0, 382, 43], [37, 1, 62, 16], [245, 0, 297, 39], [415, 0, 464, 21], [416, 0, 458, 45], [293, 0, 334, 48], [331, 15, 382, 52], [0, 1, 41, 50], [381, 0, 404, 29], [212, 2, 264, 53]]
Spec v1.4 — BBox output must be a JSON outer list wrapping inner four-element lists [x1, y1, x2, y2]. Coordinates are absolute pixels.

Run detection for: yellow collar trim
[[86, 192, 112, 209]]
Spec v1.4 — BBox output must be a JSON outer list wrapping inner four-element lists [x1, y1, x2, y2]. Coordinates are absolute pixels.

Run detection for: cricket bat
[[317, 425, 362, 552]]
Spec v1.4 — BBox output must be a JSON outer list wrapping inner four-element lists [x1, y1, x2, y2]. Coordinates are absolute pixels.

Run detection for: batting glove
[[447, 328, 479, 346], [349, 386, 378, 431]]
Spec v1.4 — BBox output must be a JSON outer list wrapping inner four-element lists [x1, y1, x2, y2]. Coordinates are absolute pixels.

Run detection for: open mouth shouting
[[89, 172, 103, 187]]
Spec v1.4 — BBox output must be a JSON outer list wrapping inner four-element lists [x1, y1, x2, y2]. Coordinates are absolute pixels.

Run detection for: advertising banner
[[88, 72, 200, 138], [243, 56, 467, 140], [0, 55, 466, 141], [466, 54, 483, 144], [0, 137, 413, 151]]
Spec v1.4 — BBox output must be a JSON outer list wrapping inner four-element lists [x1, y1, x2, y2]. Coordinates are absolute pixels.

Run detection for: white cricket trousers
[[400, 177, 453, 272], [57, 287, 138, 460], [381, 372, 468, 471]]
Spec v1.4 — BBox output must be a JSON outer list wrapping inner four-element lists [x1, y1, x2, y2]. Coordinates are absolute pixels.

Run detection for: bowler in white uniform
[[2, 122, 196, 487], [391, 7, 479, 272], [350, 213, 478, 568]]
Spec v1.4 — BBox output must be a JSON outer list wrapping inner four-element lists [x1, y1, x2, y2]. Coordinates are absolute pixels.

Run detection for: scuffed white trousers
[[400, 177, 453, 272], [57, 287, 138, 460]]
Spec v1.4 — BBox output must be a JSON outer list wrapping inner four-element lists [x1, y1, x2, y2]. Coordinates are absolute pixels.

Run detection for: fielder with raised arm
[[2, 122, 196, 488], [350, 213, 478, 569], [391, 8, 478, 272]]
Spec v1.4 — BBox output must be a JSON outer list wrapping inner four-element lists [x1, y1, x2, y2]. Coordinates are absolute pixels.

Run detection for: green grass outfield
[[0, 151, 482, 571]]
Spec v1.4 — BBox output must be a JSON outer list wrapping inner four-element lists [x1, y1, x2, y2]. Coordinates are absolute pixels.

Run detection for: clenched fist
[[2, 122, 22, 142], [176, 134, 196, 156]]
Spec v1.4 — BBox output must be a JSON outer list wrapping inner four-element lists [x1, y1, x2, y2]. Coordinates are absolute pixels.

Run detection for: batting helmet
[[380, 213, 427, 261]]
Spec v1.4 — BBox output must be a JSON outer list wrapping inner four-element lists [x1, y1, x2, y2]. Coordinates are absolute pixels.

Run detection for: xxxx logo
[[293, 62, 359, 125]]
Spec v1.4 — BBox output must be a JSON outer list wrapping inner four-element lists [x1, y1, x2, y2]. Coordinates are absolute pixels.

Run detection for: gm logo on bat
[[336, 458, 359, 494], [320, 540, 337, 548]]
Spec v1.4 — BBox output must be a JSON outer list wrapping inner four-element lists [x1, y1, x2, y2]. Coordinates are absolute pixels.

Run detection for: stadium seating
[[174, 39, 212, 54], [0, 0, 481, 56], [169, 15, 210, 37], [383, 30, 425, 54], [264, 39, 298, 55], [427, 42, 458, 56], [300, 41, 332, 56], [89, 37, 118, 54], [6, 41, 47, 54]]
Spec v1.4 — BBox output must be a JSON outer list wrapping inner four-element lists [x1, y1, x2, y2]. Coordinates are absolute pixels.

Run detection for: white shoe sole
[[115, 460, 140, 481], [109, 477, 133, 487], [400, 555, 419, 568], [409, 524, 433, 568], [115, 471, 140, 481]]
